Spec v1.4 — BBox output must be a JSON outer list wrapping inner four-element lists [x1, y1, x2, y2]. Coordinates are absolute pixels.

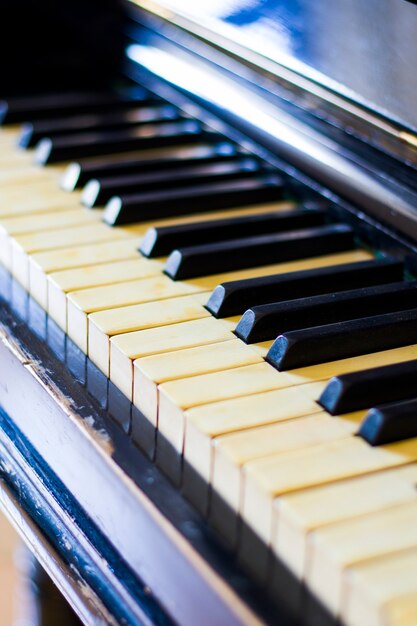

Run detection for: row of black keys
[[4, 90, 417, 449], [206, 250, 417, 450], [2, 88, 290, 225], [141, 211, 417, 450]]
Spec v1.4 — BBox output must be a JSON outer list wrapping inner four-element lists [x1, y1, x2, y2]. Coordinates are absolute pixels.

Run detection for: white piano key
[[211, 407, 362, 539], [47, 258, 164, 329], [343, 548, 417, 626], [133, 338, 263, 426], [306, 501, 417, 615], [274, 464, 417, 580], [29, 238, 143, 308], [242, 437, 417, 550]]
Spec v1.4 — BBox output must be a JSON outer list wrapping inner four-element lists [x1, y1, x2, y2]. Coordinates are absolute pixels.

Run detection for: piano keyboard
[[1, 86, 417, 626]]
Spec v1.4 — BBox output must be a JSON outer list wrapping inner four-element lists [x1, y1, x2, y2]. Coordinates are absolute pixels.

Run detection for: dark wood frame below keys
[[0, 298, 285, 626]]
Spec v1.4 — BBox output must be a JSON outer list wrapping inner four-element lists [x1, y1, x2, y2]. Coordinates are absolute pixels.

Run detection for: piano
[[1, 1, 417, 624]]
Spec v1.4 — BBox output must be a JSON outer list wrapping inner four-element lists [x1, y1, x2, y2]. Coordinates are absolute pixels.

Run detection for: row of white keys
[[242, 436, 417, 611], [153, 344, 417, 512], [307, 498, 417, 617], [0, 208, 102, 269], [0, 161, 369, 453], [210, 346, 417, 545], [127, 342, 417, 598], [270, 467, 417, 625], [344, 546, 417, 626]]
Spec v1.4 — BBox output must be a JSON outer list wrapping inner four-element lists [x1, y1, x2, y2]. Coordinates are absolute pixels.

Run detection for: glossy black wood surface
[[125, 5, 417, 248], [140, 0, 417, 133]]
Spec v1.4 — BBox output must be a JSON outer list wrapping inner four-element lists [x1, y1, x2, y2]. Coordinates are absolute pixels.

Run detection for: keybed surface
[[1, 86, 417, 626]]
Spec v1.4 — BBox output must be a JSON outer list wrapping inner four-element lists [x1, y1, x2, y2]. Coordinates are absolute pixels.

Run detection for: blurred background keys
[[60, 142, 240, 191], [81, 158, 262, 207], [18, 104, 178, 148], [104, 175, 285, 225], [35, 120, 219, 164], [0, 89, 151, 125]]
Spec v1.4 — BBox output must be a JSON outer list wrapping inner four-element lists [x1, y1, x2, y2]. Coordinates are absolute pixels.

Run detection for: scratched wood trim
[[0, 300, 277, 626], [0, 477, 119, 626]]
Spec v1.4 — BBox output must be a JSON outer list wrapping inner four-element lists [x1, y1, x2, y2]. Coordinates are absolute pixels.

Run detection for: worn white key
[[157, 361, 294, 461], [0, 208, 101, 269], [68, 279, 209, 352], [11, 222, 133, 289], [348, 550, 417, 626], [29, 238, 143, 308], [0, 163, 66, 186], [0, 186, 79, 218], [48, 258, 164, 329], [133, 338, 263, 425], [212, 405, 362, 529], [75, 291, 209, 354], [383, 593, 417, 626], [274, 464, 417, 580], [307, 501, 417, 615], [111, 317, 236, 412], [242, 436, 417, 548], [184, 386, 323, 496], [88, 302, 231, 377], [343, 544, 417, 626]]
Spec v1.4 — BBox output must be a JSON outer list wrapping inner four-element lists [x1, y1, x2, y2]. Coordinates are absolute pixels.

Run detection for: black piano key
[[236, 281, 417, 344], [18, 104, 179, 148], [359, 399, 417, 446], [104, 175, 285, 226], [206, 257, 403, 318], [0, 89, 154, 125], [60, 142, 240, 191], [319, 359, 417, 415], [35, 120, 219, 165], [164, 224, 354, 280], [140, 205, 328, 258], [267, 308, 417, 371], [81, 158, 262, 207]]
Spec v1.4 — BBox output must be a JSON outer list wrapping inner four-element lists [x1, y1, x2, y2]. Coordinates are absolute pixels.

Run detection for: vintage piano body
[[1, 1, 417, 624]]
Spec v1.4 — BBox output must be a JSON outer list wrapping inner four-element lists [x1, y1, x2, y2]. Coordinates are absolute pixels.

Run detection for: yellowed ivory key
[[306, 501, 417, 616], [47, 258, 164, 330], [242, 436, 417, 551], [343, 547, 417, 626], [273, 464, 417, 580]]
